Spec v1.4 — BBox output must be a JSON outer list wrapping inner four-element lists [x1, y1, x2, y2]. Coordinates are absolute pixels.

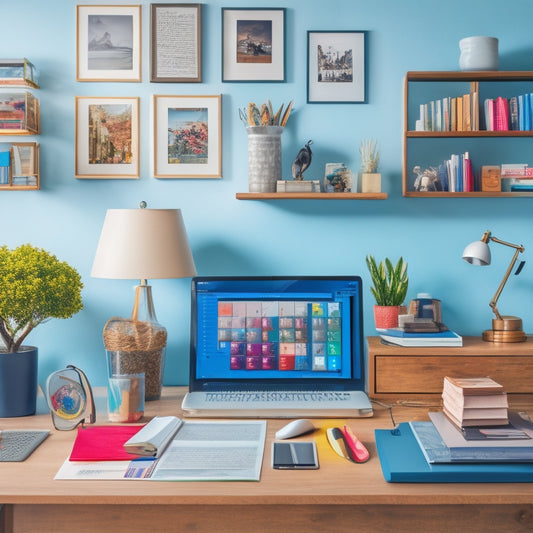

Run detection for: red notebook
[[69, 425, 145, 461]]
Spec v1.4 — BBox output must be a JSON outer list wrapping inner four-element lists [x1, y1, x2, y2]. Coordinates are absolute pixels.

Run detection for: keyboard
[[0, 430, 49, 462], [181, 390, 373, 418]]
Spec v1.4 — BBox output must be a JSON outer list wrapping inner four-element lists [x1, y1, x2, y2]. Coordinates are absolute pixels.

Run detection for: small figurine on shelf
[[413, 165, 442, 192], [291, 140, 313, 180]]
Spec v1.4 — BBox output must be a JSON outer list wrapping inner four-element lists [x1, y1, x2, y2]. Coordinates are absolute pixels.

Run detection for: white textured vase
[[459, 36, 498, 71], [247, 126, 284, 193]]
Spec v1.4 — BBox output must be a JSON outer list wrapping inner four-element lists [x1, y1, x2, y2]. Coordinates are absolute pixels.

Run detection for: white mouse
[[275, 419, 316, 440]]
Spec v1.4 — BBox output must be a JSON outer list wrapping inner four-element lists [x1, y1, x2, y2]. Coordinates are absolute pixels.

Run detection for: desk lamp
[[91, 203, 197, 399], [462, 230, 526, 343]]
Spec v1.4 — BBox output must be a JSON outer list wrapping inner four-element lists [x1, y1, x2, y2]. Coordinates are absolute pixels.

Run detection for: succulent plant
[[366, 255, 408, 307]]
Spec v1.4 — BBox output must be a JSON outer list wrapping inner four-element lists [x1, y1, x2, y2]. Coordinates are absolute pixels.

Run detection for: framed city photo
[[307, 31, 367, 103], [222, 8, 285, 82], [75, 96, 139, 179], [150, 4, 202, 83], [154, 95, 221, 178], [76, 5, 142, 82]]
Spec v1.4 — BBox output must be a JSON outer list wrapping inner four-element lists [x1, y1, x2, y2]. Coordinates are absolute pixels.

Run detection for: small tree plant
[[0, 244, 83, 353], [366, 255, 408, 306]]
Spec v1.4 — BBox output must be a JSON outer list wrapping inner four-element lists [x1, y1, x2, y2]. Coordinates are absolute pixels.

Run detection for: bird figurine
[[291, 140, 313, 181]]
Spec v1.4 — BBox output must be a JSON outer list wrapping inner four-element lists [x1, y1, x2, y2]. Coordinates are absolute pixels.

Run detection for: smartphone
[[271, 441, 319, 470]]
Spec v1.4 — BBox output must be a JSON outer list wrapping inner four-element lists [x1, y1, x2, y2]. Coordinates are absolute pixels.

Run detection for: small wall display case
[[0, 58, 40, 88], [0, 142, 40, 190], [0, 91, 40, 135]]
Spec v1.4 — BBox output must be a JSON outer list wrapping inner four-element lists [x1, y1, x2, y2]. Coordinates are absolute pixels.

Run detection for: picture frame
[[75, 96, 140, 179], [307, 31, 367, 104], [221, 8, 285, 82], [150, 4, 201, 83], [153, 95, 222, 178], [76, 5, 142, 82]]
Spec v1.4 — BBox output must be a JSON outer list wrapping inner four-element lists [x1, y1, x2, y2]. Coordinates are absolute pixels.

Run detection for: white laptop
[[181, 276, 373, 418]]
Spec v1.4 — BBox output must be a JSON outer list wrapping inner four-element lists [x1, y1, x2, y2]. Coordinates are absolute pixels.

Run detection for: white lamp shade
[[91, 208, 197, 279], [462, 239, 491, 266]]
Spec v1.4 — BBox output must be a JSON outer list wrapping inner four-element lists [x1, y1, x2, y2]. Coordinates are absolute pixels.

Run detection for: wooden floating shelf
[[404, 191, 533, 198], [236, 192, 388, 200]]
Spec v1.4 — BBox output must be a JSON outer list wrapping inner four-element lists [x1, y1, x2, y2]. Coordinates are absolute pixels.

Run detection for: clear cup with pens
[[107, 373, 145, 423]]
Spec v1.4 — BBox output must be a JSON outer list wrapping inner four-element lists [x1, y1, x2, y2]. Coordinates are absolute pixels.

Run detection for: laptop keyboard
[[204, 391, 353, 403], [0, 430, 49, 462]]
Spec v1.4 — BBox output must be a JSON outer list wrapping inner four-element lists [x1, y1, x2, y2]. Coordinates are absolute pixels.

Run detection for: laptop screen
[[189, 276, 365, 392]]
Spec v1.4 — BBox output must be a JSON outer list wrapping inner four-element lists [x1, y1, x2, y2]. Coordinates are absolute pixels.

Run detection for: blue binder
[[375, 423, 533, 483]]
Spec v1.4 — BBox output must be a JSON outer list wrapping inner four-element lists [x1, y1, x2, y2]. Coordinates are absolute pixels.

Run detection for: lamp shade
[[91, 208, 197, 279], [462, 239, 491, 266]]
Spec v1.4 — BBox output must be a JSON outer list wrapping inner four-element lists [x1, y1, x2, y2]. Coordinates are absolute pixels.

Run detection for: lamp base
[[482, 316, 527, 343]]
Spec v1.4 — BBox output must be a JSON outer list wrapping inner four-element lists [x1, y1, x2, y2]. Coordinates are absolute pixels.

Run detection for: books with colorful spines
[[462, 93, 471, 131], [509, 96, 519, 130], [495, 97, 509, 131]]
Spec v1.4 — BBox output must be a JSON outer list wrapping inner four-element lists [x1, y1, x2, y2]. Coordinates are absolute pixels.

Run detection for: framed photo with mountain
[[75, 96, 140, 179], [307, 31, 367, 103], [153, 95, 221, 178], [221, 8, 285, 82], [76, 5, 142, 82]]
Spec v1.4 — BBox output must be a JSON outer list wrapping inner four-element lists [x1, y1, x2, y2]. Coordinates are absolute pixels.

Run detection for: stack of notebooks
[[375, 376, 533, 482], [442, 376, 509, 429], [379, 320, 462, 347]]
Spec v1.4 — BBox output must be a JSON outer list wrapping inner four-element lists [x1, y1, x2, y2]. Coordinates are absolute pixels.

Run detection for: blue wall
[[2, 0, 533, 388]]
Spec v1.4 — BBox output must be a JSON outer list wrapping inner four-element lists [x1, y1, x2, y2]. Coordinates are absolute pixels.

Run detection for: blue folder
[[375, 423, 533, 482]]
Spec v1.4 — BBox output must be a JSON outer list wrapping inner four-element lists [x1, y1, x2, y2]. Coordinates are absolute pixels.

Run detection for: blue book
[[375, 423, 533, 482], [379, 328, 462, 347]]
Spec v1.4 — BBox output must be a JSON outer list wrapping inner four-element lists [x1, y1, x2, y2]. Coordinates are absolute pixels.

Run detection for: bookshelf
[[403, 71, 533, 197], [236, 192, 387, 200]]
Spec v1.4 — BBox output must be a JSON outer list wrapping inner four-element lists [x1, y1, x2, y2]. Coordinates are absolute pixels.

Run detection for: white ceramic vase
[[459, 36, 498, 71]]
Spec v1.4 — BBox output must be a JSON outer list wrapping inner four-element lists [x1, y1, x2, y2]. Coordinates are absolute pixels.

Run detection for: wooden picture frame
[[75, 96, 139, 179], [153, 95, 222, 178], [307, 31, 367, 103], [222, 8, 285, 82], [150, 3, 201, 83], [76, 5, 142, 82]]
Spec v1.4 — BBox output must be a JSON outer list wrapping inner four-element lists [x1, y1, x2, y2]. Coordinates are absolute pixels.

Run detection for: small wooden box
[[481, 165, 501, 192]]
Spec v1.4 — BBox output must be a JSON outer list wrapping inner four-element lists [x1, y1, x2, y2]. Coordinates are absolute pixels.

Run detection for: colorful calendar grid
[[218, 301, 342, 372]]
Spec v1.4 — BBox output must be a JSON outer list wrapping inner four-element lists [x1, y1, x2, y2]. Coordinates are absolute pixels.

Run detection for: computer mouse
[[275, 419, 316, 440]]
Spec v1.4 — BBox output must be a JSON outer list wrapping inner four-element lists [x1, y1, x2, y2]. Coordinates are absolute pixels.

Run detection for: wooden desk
[[2, 387, 533, 533]]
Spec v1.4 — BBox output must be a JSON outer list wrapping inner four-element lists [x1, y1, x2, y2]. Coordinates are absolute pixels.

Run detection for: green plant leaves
[[366, 255, 408, 306]]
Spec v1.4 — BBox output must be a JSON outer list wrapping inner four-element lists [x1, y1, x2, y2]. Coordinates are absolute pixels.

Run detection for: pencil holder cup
[[107, 372, 145, 423]]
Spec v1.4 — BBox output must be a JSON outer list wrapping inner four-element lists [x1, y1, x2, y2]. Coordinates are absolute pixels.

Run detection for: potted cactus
[[366, 255, 408, 329], [360, 139, 381, 193], [0, 244, 83, 417]]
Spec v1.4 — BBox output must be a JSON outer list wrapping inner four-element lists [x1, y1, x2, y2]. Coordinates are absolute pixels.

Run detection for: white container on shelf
[[459, 36, 499, 71]]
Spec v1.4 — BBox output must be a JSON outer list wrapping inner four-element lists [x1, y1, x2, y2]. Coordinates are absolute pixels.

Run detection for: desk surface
[[3, 387, 533, 533]]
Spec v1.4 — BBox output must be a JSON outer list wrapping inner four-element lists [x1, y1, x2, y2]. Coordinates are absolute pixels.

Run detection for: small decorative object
[[366, 255, 408, 330], [0, 244, 83, 417], [463, 230, 526, 343], [307, 31, 367, 103], [459, 36, 498, 71], [0, 142, 39, 190], [324, 163, 353, 192], [413, 165, 442, 192], [76, 5, 142, 82], [91, 203, 197, 400], [360, 139, 381, 193], [240, 100, 293, 192], [481, 165, 501, 192], [222, 8, 285, 82], [0, 92, 39, 134], [291, 140, 313, 180], [0, 58, 39, 88]]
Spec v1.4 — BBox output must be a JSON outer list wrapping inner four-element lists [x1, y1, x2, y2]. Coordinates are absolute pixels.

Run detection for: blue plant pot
[[0, 346, 38, 417]]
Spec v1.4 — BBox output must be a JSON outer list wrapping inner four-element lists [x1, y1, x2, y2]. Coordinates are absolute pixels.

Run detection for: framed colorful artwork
[[307, 31, 367, 103], [221, 8, 285, 82], [150, 3, 202, 83], [153, 95, 222, 178], [75, 96, 140, 179], [76, 5, 142, 82]]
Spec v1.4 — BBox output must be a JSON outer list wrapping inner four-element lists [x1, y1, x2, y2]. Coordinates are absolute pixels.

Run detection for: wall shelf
[[236, 192, 388, 200]]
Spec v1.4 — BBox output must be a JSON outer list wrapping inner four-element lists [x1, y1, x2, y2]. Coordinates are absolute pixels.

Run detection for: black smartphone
[[271, 441, 319, 470]]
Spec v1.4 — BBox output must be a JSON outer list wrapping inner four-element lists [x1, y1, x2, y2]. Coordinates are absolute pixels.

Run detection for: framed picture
[[75, 96, 140, 179], [307, 31, 367, 103], [76, 5, 142, 82], [153, 95, 221, 178], [150, 4, 201, 83], [221, 8, 285, 82]]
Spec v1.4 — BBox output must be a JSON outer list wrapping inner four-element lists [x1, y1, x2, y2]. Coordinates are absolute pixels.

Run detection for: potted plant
[[360, 139, 381, 193], [0, 244, 83, 417], [366, 255, 408, 329]]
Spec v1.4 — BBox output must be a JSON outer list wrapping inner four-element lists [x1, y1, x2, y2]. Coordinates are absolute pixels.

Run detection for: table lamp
[[91, 203, 197, 400], [462, 230, 526, 343]]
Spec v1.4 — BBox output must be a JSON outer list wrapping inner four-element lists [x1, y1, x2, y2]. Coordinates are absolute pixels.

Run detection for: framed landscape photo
[[150, 4, 201, 83], [154, 95, 221, 178], [307, 31, 367, 103], [75, 96, 139, 179], [76, 5, 142, 82], [222, 8, 285, 82]]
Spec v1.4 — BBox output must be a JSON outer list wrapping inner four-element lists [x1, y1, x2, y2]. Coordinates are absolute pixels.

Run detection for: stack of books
[[379, 321, 462, 347], [442, 376, 509, 428]]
